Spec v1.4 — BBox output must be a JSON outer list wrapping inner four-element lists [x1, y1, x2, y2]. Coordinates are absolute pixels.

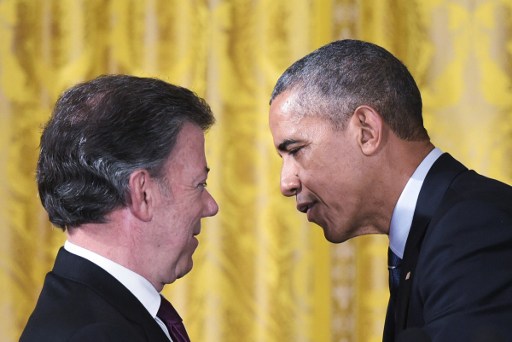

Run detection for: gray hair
[[270, 39, 428, 140]]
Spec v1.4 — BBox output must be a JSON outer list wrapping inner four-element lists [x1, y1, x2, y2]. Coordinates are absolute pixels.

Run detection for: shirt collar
[[389, 147, 443, 258], [64, 240, 161, 318]]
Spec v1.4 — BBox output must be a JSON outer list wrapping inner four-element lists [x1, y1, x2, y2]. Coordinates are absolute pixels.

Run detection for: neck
[[372, 138, 435, 234], [66, 209, 140, 273]]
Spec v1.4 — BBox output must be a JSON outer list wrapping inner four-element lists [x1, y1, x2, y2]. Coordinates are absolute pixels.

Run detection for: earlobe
[[353, 105, 383, 155], [128, 170, 152, 222]]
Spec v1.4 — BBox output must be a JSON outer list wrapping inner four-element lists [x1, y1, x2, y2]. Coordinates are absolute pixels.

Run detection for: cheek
[[303, 169, 338, 195], [301, 150, 343, 183]]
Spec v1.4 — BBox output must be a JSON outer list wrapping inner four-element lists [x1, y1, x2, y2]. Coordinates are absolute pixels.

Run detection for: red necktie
[[157, 295, 191, 342]]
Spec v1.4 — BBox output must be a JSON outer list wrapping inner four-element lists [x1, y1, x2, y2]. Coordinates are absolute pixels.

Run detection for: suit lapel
[[52, 248, 170, 341], [395, 153, 467, 331]]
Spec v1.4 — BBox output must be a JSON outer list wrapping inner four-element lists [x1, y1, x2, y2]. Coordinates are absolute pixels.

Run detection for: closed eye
[[277, 140, 306, 157], [289, 147, 302, 155]]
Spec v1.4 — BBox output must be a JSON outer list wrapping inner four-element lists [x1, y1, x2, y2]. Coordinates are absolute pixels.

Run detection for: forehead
[[174, 122, 204, 151], [269, 91, 302, 140], [269, 91, 333, 142], [165, 122, 206, 171], [270, 91, 302, 124]]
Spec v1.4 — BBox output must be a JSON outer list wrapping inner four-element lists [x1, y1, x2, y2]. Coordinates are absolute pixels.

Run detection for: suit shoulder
[[450, 169, 512, 199], [20, 273, 151, 342]]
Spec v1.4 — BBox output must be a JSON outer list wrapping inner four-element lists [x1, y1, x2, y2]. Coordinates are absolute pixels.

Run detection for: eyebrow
[[277, 139, 299, 152], [195, 166, 210, 183]]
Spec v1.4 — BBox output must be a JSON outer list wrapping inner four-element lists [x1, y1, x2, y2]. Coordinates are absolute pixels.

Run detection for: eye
[[197, 182, 208, 189], [289, 146, 302, 156]]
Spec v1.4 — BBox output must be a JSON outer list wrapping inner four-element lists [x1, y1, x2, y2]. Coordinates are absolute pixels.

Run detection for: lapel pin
[[405, 272, 411, 280]]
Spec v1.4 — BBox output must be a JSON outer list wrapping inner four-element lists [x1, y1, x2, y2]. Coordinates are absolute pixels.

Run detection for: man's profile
[[21, 74, 218, 342]]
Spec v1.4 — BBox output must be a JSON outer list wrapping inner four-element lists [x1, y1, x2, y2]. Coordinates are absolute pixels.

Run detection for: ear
[[351, 105, 383, 156], [128, 170, 153, 222]]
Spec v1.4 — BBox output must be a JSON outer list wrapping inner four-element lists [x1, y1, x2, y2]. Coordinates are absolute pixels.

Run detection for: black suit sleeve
[[416, 198, 512, 342]]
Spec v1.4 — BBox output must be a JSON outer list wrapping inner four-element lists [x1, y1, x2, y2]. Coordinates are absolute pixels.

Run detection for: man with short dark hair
[[21, 75, 219, 342], [269, 40, 512, 341]]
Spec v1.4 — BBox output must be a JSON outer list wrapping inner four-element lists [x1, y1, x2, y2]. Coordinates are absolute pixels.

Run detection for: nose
[[203, 190, 219, 217], [280, 159, 300, 197]]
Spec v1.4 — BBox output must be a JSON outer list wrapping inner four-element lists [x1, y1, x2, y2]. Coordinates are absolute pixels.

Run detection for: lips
[[297, 201, 314, 214], [193, 224, 201, 236]]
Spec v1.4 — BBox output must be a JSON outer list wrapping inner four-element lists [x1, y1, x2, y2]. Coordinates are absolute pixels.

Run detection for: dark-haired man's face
[[269, 91, 378, 243], [145, 122, 218, 288]]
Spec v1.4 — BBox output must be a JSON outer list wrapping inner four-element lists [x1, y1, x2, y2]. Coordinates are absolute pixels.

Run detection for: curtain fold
[[1, 1, 511, 341]]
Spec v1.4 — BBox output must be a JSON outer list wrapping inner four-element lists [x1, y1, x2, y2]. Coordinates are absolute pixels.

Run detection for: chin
[[324, 233, 347, 244], [176, 262, 194, 280], [322, 225, 351, 244]]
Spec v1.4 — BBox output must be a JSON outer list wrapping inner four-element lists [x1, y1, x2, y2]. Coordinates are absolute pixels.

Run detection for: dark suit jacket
[[390, 153, 512, 342], [20, 248, 171, 342]]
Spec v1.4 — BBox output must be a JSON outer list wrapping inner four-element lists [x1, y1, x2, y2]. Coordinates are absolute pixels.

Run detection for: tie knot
[[157, 295, 182, 324], [157, 296, 190, 342]]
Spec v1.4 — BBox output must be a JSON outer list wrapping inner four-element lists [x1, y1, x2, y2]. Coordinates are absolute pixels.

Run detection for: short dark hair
[[270, 39, 428, 140], [37, 74, 215, 230]]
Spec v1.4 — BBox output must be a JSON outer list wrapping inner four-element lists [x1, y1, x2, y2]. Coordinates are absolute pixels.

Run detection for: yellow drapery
[[1, 1, 511, 341]]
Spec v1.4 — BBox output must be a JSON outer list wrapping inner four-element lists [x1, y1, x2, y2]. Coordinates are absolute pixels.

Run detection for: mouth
[[297, 201, 314, 214], [193, 224, 201, 236]]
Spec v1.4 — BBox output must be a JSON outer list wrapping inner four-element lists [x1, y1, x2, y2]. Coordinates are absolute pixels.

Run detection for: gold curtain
[[1, 1, 511, 341]]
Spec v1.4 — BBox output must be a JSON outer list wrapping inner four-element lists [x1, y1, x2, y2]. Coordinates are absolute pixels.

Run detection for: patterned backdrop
[[1, 1, 511, 341]]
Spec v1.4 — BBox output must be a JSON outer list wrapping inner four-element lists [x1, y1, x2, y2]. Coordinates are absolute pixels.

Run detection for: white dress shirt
[[64, 241, 173, 341], [388, 148, 443, 259]]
